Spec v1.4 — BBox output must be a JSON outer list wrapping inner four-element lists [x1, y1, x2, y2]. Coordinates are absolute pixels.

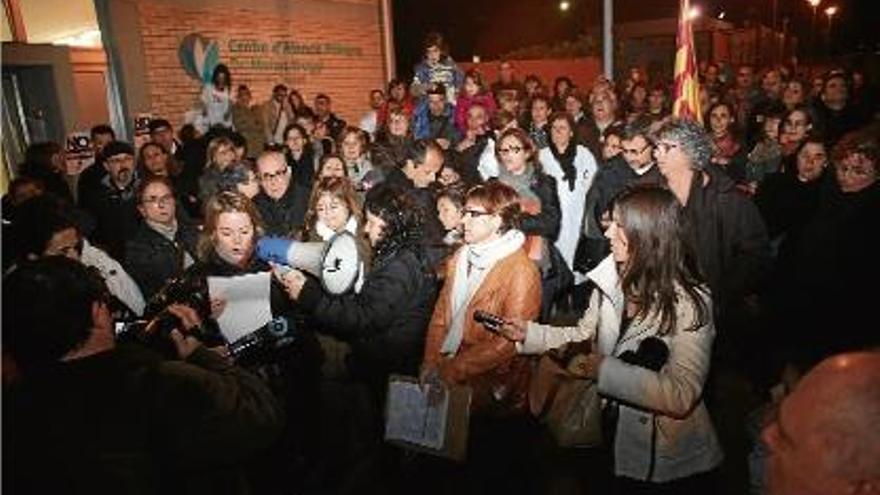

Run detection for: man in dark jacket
[[76, 124, 116, 208], [580, 122, 662, 271], [79, 141, 142, 261], [3, 257, 283, 495], [253, 151, 310, 236], [383, 139, 446, 267], [653, 119, 770, 318], [314, 93, 347, 141]]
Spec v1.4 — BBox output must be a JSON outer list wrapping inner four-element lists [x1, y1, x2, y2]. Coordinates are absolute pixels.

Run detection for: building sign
[[178, 32, 362, 83]]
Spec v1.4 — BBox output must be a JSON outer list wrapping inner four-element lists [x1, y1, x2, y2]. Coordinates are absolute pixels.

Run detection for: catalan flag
[[672, 0, 702, 124]]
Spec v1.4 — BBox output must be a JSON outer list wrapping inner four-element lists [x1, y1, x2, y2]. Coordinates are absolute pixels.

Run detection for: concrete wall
[[102, 0, 387, 130]]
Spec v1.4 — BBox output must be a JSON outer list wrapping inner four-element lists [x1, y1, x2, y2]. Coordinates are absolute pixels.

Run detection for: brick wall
[[136, 0, 385, 130], [459, 58, 603, 94]]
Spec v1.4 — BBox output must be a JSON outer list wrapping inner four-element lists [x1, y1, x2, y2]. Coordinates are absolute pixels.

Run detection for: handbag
[[529, 341, 603, 448]]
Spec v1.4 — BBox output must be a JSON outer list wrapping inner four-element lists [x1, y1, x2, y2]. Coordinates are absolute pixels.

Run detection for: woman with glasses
[[501, 186, 721, 491], [422, 181, 541, 490], [124, 176, 199, 300], [539, 112, 598, 273], [490, 127, 564, 317]]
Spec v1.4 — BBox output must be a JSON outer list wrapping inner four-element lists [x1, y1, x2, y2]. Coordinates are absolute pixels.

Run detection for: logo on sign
[[178, 33, 220, 83]]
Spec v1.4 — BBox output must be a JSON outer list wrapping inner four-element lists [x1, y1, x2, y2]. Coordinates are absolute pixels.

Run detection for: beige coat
[[522, 255, 723, 482]]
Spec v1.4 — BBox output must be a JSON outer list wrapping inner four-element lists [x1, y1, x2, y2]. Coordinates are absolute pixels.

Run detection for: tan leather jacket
[[423, 248, 541, 415]]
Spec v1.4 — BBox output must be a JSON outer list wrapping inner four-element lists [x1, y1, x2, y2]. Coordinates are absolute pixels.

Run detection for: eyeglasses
[[142, 194, 175, 206], [260, 167, 289, 182], [622, 145, 651, 156], [654, 141, 680, 154], [498, 146, 524, 155], [462, 209, 493, 218]]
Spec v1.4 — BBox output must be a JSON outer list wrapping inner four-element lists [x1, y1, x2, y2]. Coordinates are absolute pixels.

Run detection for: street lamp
[[806, 0, 821, 57], [825, 5, 838, 54]]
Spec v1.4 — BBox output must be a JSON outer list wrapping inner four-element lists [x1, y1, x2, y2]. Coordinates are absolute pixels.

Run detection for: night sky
[[392, 0, 877, 77]]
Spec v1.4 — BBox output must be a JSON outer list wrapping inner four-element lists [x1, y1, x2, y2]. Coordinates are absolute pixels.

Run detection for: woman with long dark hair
[[278, 182, 436, 395], [282, 123, 317, 190], [504, 185, 721, 491], [539, 112, 598, 273]]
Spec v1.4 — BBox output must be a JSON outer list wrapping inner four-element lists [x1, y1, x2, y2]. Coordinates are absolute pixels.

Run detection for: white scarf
[[440, 229, 525, 355], [315, 216, 358, 241]]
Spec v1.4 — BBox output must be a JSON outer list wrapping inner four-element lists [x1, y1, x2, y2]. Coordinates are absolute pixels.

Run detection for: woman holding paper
[[177, 191, 322, 481]]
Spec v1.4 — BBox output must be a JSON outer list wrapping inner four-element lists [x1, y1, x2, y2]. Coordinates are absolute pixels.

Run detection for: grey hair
[[654, 118, 713, 171]]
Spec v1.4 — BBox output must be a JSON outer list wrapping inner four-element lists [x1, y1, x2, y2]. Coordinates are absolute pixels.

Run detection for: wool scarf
[[440, 229, 525, 355], [549, 141, 577, 191]]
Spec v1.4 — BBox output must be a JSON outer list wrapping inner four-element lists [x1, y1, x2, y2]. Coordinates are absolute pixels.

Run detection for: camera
[[116, 276, 217, 356]]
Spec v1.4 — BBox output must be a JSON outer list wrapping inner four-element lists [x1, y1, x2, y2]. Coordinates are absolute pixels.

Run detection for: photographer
[[3, 257, 283, 494]]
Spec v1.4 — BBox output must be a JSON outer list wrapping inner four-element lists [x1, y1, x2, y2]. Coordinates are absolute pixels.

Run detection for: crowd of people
[[3, 30, 879, 495]]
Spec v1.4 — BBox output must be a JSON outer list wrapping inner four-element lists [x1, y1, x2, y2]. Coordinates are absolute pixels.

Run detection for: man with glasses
[[579, 122, 662, 271], [253, 151, 309, 235]]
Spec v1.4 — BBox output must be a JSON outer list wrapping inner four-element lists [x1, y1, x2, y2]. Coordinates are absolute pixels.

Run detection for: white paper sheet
[[207, 271, 273, 343]]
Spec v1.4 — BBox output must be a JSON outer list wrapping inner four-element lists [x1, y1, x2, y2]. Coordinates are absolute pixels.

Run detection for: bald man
[[763, 351, 880, 495]]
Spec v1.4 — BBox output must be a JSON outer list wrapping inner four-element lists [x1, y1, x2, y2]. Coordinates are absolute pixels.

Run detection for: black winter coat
[[684, 165, 771, 316], [515, 171, 562, 242], [80, 177, 142, 261], [253, 184, 310, 236], [297, 245, 437, 393], [124, 221, 200, 300]]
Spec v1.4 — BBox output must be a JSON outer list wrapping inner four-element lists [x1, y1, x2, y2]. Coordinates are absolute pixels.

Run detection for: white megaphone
[[256, 232, 362, 295]]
